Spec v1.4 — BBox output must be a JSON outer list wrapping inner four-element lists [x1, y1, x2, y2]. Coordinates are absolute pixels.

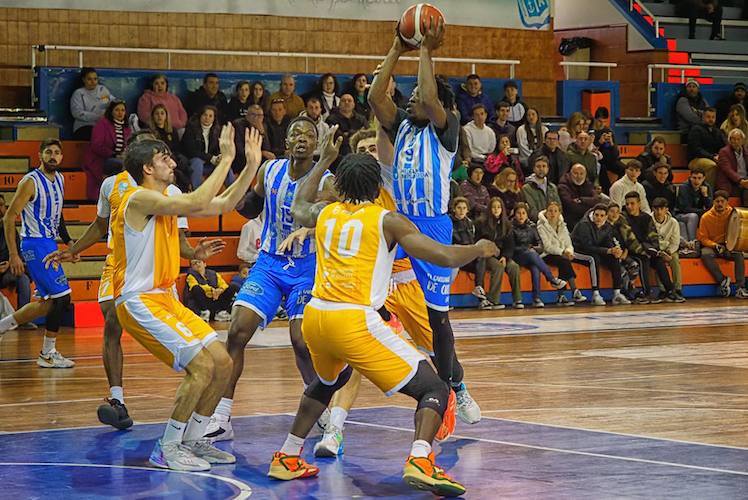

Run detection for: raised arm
[[4, 178, 34, 275], [369, 36, 410, 130], [418, 16, 447, 129]]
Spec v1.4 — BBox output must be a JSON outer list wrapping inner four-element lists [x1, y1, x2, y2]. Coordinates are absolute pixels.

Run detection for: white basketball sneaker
[[455, 386, 481, 424], [183, 438, 236, 464], [37, 350, 75, 368], [149, 439, 211, 471], [313, 424, 344, 457], [204, 415, 234, 442]]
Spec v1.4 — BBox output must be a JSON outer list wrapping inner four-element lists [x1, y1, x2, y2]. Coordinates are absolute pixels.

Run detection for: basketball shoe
[[434, 389, 456, 441], [313, 424, 344, 457], [204, 415, 234, 442], [268, 450, 319, 480], [149, 439, 210, 471], [183, 439, 236, 464], [455, 383, 481, 424], [37, 350, 75, 368], [97, 398, 133, 430], [402, 452, 466, 497]]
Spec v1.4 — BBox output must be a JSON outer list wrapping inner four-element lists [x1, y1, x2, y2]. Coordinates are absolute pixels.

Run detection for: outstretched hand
[[245, 126, 262, 169], [421, 16, 445, 52], [279, 227, 313, 253], [219, 122, 236, 160], [320, 124, 343, 165], [193, 238, 226, 261]]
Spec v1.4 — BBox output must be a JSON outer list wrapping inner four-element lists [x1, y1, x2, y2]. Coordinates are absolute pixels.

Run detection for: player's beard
[[42, 160, 59, 172]]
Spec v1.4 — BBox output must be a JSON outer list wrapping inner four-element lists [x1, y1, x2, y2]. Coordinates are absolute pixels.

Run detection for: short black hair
[[287, 115, 318, 138], [705, 106, 717, 114], [496, 100, 511, 111], [80, 67, 97, 82], [714, 189, 730, 200], [203, 73, 219, 83], [624, 191, 640, 201], [124, 139, 171, 185], [592, 203, 608, 213], [127, 129, 158, 146], [334, 153, 382, 204], [471, 103, 487, 115], [652, 197, 669, 208], [39, 138, 62, 153], [544, 129, 559, 139], [466, 74, 480, 81], [235, 80, 250, 92], [435, 75, 456, 110]]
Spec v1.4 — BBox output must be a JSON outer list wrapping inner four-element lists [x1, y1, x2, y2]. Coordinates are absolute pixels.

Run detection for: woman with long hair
[[180, 105, 234, 189], [720, 103, 748, 137], [558, 111, 586, 152], [345, 73, 371, 120], [150, 104, 191, 191], [225, 80, 252, 122], [247, 81, 271, 113], [83, 100, 131, 199], [488, 167, 524, 217], [304, 73, 340, 120], [136, 73, 188, 130], [516, 107, 548, 171]]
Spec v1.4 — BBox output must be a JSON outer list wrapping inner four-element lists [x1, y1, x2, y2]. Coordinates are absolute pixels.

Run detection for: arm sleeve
[[58, 214, 73, 245], [436, 111, 460, 153], [383, 108, 408, 145]]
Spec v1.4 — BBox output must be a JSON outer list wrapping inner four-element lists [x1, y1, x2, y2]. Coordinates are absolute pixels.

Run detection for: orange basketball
[[398, 3, 445, 49]]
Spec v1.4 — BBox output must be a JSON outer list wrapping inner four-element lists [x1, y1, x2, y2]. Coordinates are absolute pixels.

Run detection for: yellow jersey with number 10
[[312, 201, 396, 308]]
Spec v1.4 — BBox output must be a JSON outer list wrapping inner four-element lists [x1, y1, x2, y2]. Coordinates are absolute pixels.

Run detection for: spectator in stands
[[688, 106, 725, 189], [488, 167, 524, 217], [538, 201, 586, 305], [225, 81, 253, 123], [231, 262, 251, 290], [136, 73, 188, 131], [571, 204, 630, 306], [594, 127, 626, 193], [503, 80, 527, 127], [529, 130, 570, 184], [452, 126, 471, 183], [511, 202, 567, 308], [681, 0, 723, 40], [559, 111, 585, 152], [522, 155, 561, 221], [606, 202, 641, 300], [559, 163, 603, 230], [566, 131, 599, 187], [185, 73, 227, 121], [270, 74, 305, 119], [652, 197, 687, 302], [326, 94, 367, 159], [676, 79, 709, 139], [643, 163, 677, 212], [717, 82, 747, 125], [610, 160, 651, 214], [304, 73, 340, 120], [624, 191, 677, 303], [232, 104, 275, 173], [70, 67, 115, 141], [460, 164, 490, 219], [484, 134, 522, 186], [386, 74, 408, 110], [488, 101, 517, 147], [248, 81, 271, 114], [450, 197, 493, 309], [475, 197, 523, 309], [675, 166, 712, 242], [343, 74, 371, 120], [238, 211, 263, 266], [298, 97, 331, 158], [185, 259, 239, 322], [181, 105, 234, 189], [265, 99, 292, 159], [83, 100, 131, 200], [457, 74, 495, 125], [717, 128, 748, 206], [697, 189, 748, 297], [720, 103, 748, 138], [637, 136, 673, 185], [0, 195, 35, 329], [464, 104, 497, 164], [591, 106, 610, 132], [516, 107, 547, 172], [150, 104, 191, 192]]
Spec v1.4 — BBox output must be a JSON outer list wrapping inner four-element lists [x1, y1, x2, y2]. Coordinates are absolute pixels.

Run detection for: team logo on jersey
[[117, 181, 129, 196]]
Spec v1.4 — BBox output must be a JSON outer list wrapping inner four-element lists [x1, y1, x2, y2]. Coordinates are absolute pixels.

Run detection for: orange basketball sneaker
[[434, 388, 456, 441], [402, 451, 466, 497], [267, 450, 319, 480]]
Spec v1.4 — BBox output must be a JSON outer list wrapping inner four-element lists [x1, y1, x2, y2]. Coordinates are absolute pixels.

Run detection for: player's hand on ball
[[475, 239, 499, 258], [421, 16, 445, 51]]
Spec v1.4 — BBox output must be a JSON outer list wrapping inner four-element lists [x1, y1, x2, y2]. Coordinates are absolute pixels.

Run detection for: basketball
[[397, 3, 445, 49]]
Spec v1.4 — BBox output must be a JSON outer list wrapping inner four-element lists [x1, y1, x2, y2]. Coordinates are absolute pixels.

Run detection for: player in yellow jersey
[[267, 131, 497, 497], [108, 125, 262, 472]]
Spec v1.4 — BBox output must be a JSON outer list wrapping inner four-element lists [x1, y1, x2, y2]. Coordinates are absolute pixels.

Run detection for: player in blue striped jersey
[[0, 139, 76, 368], [369, 19, 485, 428]]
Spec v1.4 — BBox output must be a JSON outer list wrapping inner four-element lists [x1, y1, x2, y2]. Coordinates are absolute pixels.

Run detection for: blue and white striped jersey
[[20, 168, 64, 240]]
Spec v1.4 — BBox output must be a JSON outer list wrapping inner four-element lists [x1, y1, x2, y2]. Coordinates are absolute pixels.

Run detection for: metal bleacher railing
[[628, 0, 662, 39], [559, 61, 618, 81], [647, 63, 748, 114]]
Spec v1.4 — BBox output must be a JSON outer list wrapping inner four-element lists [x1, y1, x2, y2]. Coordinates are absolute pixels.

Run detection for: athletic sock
[[110, 386, 124, 404], [329, 407, 348, 430], [410, 439, 431, 458], [41, 336, 56, 355], [214, 397, 233, 420], [0, 314, 18, 333], [163, 418, 187, 444], [280, 433, 305, 455], [183, 412, 211, 442]]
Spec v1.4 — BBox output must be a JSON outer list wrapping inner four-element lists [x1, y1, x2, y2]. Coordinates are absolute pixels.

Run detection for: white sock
[[110, 386, 124, 404], [0, 314, 18, 333], [214, 398, 233, 420], [410, 439, 432, 458], [183, 412, 211, 442], [329, 407, 348, 430], [41, 336, 56, 355], [280, 433, 305, 455], [163, 418, 187, 444], [592, 290, 602, 297]]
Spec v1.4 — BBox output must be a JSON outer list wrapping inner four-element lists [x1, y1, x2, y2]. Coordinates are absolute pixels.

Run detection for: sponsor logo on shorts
[[296, 289, 312, 305], [22, 249, 35, 261], [55, 275, 68, 286], [241, 281, 264, 296]]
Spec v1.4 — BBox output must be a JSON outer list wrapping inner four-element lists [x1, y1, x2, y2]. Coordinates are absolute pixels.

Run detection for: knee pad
[[416, 381, 449, 417], [45, 294, 71, 333], [303, 365, 352, 402], [400, 361, 449, 416]]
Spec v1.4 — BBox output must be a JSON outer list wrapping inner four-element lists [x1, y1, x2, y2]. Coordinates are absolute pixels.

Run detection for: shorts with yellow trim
[[302, 298, 425, 396], [116, 291, 217, 371], [386, 276, 434, 356], [98, 254, 114, 303]]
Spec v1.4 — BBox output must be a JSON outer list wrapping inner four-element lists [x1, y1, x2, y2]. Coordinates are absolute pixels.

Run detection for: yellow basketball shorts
[[302, 298, 425, 396], [386, 276, 434, 356], [116, 291, 217, 371]]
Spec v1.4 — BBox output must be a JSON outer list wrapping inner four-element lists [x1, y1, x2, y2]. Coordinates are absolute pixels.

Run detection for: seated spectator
[[484, 134, 522, 186], [150, 104, 191, 192], [185, 259, 239, 322], [593, 128, 626, 193], [488, 167, 524, 217], [459, 164, 490, 219], [591, 106, 610, 132], [717, 128, 748, 206], [511, 202, 567, 308], [270, 74, 305, 118], [248, 80, 271, 114], [676, 79, 708, 139], [137, 73, 188, 131], [558, 163, 603, 230], [225, 81, 253, 123], [487, 101, 517, 146], [675, 166, 712, 242], [452, 126, 471, 182], [185, 73, 228, 121], [516, 107, 547, 172], [681, 0, 723, 40], [566, 131, 599, 187], [238, 211, 263, 266], [537, 201, 586, 305], [716, 82, 747, 125], [450, 197, 493, 308], [558, 111, 585, 152], [299, 97, 331, 157], [231, 262, 251, 290], [521, 155, 561, 222], [266, 99, 292, 159], [607, 202, 643, 299], [232, 104, 274, 169], [326, 94, 367, 159], [303, 73, 340, 120], [83, 100, 131, 200], [457, 74, 495, 125], [344, 73, 371, 120], [70, 67, 115, 141], [475, 197, 522, 309], [503, 80, 527, 127], [571, 204, 630, 305], [637, 136, 673, 185], [688, 106, 725, 189], [463, 104, 497, 164], [720, 103, 748, 138], [529, 130, 570, 184], [0, 195, 35, 329], [181, 105, 234, 189], [652, 197, 686, 302], [610, 160, 651, 214], [642, 163, 676, 212], [387, 74, 408, 110]]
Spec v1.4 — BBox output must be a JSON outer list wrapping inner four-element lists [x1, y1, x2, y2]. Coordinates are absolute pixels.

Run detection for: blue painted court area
[[1, 407, 747, 499]]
